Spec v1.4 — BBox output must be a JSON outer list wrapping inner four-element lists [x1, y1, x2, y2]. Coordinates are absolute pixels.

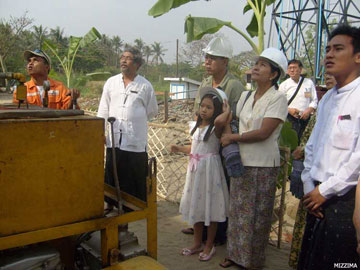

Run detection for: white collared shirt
[[302, 76, 360, 198], [97, 73, 158, 152], [279, 77, 318, 111], [236, 86, 288, 167]]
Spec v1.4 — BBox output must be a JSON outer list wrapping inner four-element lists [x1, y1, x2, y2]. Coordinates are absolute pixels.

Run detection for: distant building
[[164, 77, 201, 100], [245, 70, 252, 90]]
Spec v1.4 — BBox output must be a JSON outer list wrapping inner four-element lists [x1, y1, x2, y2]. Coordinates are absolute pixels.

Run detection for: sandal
[[219, 258, 235, 268], [199, 246, 216, 261], [181, 227, 194, 235], [181, 245, 203, 256]]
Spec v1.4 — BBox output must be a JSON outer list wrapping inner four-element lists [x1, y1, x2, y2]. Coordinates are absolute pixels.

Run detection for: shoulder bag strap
[[241, 91, 252, 111], [288, 76, 305, 106]]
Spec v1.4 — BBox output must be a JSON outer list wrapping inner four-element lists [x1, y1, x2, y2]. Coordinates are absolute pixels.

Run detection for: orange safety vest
[[13, 78, 75, 110]]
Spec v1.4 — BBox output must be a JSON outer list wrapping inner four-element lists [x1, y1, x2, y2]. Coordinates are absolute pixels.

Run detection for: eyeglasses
[[120, 56, 134, 61], [204, 54, 225, 61], [34, 49, 43, 53]]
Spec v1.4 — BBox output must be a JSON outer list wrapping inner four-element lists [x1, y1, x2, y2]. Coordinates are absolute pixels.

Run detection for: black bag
[[222, 91, 252, 177], [289, 159, 305, 199]]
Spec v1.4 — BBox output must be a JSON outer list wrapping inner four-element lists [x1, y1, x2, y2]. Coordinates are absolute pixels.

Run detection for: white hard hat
[[259, 48, 288, 78], [202, 37, 233, 59], [199, 87, 228, 103]]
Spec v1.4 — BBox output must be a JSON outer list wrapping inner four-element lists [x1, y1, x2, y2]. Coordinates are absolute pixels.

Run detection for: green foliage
[[151, 42, 167, 65], [243, 0, 276, 38], [86, 72, 112, 81], [148, 0, 276, 54], [148, 0, 201, 17], [276, 121, 298, 189], [279, 121, 298, 151], [43, 27, 101, 87], [185, 16, 231, 42], [0, 13, 34, 72]]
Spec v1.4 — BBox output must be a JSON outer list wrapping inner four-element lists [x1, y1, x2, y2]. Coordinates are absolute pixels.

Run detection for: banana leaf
[[86, 72, 112, 81], [68, 36, 82, 56], [79, 27, 101, 48], [243, 0, 276, 38], [185, 16, 231, 42], [148, 0, 201, 17]]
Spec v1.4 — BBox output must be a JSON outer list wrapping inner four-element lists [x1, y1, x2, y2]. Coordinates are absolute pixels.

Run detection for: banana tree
[[149, 0, 275, 55], [43, 27, 101, 87]]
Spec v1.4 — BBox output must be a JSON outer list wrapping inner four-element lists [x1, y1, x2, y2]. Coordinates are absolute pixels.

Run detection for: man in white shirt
[[97, 47, 158, 203], [279, 59, 318, 140], [298, 24, 360, 269]]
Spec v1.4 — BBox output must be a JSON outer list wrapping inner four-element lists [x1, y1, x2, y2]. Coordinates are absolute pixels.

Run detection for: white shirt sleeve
[[145, 84, 158, 120], [308, 80, 318, 109], [97, 80, 110, 121], [278, 81, 287, 95]]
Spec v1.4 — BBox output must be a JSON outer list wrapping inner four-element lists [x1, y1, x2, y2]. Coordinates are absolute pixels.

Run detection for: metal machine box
[[0, 115, 105, 236]]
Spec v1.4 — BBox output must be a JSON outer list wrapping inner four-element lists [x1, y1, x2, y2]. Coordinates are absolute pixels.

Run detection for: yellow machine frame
[[0, 112, 158, 268], [0, 161, 157, 266]]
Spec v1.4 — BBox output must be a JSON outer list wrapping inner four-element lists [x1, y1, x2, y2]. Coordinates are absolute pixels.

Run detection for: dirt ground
[[129, 198, 293, 270]]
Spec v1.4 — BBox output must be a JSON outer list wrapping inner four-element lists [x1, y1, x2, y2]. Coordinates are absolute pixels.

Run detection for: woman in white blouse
[[219, 48, 289, 269]]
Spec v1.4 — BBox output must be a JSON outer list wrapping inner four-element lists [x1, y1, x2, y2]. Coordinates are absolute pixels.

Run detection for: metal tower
[[268, 0, 360, 83]]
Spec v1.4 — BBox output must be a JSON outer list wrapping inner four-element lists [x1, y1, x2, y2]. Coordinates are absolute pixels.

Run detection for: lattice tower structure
[[268, 0, 360, 83]]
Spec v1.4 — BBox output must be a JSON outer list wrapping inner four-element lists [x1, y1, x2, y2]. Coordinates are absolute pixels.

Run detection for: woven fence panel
[[148, 122, 190, 203]]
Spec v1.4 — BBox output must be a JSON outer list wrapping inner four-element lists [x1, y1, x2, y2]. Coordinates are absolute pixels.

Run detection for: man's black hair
[[329, 24, 360, 54], [288, 59, 303, 68]]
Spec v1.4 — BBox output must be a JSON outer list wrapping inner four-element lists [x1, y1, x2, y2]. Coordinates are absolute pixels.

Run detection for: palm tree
[[33, 25, 48, 48], [112, 36, 123, 54], [143, 45, 152, 65], [134, 38, 144, 55], [112, 36, 123, 67], [99, 34, 113, 66], [151, 42, 167, 65], [49, 26, 66, 47]]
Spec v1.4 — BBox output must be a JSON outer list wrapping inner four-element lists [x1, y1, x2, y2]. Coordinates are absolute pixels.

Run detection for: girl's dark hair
[[191, 94, 223, 141]]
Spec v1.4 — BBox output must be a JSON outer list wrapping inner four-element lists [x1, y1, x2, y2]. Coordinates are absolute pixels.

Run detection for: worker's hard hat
[[259, 48, 288, 78], [199, 86, 228, 103], [24, 49, 51, 69], [202, 37, 233, 59]]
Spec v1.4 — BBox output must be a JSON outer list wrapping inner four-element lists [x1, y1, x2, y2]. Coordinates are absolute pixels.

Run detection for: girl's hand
[[170, 145, 180, 153], [220, 134, 233, 147]]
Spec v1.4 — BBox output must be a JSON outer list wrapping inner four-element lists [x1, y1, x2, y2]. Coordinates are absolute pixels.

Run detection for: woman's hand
[[220, 134, 233, 147], [170, 145, 180, 153], [222, 99, 230, 113], [226, 109, 233, 124], [292, 146, 304, 160]]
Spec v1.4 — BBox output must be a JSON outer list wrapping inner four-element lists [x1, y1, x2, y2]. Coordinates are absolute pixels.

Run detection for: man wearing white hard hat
[[194, 37, 246, 115], [279, 59, 318, 140]]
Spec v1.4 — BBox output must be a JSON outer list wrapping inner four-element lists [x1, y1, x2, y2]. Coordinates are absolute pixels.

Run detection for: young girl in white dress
[[171, 87, 229, 262]]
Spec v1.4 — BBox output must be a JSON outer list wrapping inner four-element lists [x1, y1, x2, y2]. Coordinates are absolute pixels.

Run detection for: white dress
[[179, 122, 229, 226]]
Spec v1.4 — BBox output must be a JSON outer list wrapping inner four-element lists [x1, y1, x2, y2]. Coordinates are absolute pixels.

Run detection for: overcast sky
[[0, 0, 275, 63]]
